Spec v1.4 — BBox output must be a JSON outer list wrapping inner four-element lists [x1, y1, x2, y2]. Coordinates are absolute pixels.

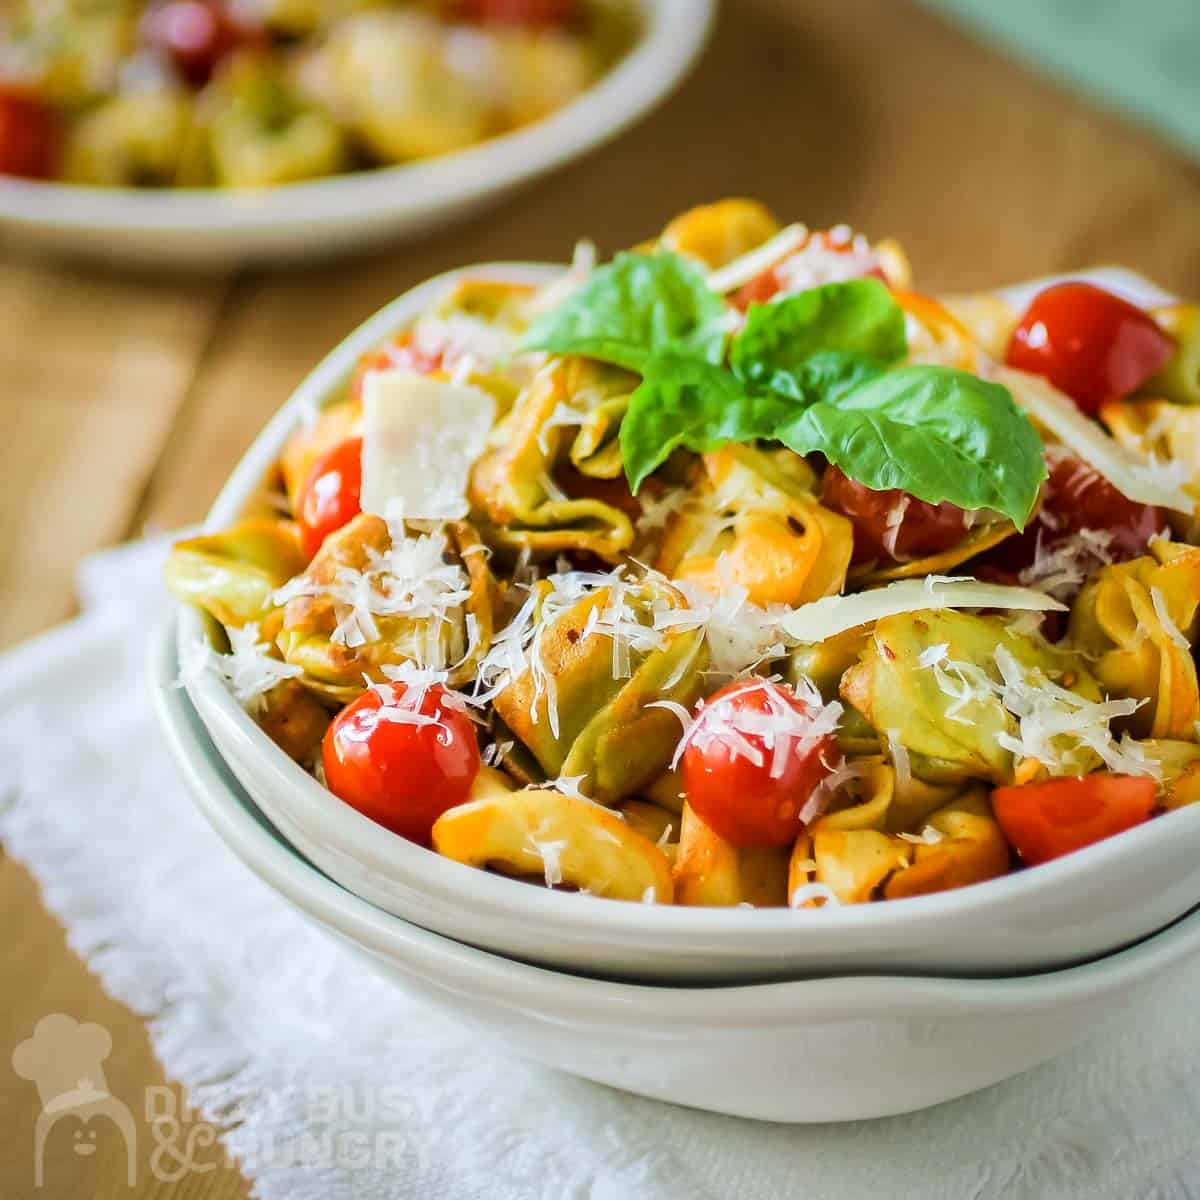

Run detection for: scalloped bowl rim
[[0, 0, 713, 234], [175, 259, 1200, 956]]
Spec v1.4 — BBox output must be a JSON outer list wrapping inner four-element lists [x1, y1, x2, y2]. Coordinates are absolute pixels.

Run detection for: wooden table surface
[[3, 1, 1199, 1194]]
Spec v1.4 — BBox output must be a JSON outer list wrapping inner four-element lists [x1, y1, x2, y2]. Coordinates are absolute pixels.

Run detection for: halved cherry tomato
[[820, 465, 969, 564], [323, 683, 480, 844], [992, 774, 1156, 867], [987, 449, 1164, 575], [455, 0, 575, 25], [681, 680, 837, 848], [141, 0, 256, 87], [1005, 282, 1175, 415], [296, 437, 362, 559], [349, 334, 445, 402], [0, 89, 61, 179]]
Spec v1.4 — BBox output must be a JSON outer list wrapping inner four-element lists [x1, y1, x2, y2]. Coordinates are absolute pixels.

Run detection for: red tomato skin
[[141, 0, 254, 86], [820, 465, 969, 564], [992, 775, 1156, 867], [681, 681, 837, 849], [0, 90, 61, 179], [296, 437, 363, 559], [1005, 282, 1175, 415], [323, 684, 480, 845], [455, 0, 575, 25], [349, 334, 445, 402], [988, 451, 1164, 575]]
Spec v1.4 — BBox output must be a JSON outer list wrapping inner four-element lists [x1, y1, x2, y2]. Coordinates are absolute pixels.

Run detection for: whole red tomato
[[0, 90, 61, 179], [296, 437, 363, 559], [1005, 282, 1174, 414], [141, 0, 256, 86], [323, 682, 481, 844], [986, 450, 1164, 577], [681, 680, 838, 848]]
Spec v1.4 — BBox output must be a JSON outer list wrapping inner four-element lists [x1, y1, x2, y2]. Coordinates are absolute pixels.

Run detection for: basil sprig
[[521, 253, 1045, 527], [521, 251, 729, 371]]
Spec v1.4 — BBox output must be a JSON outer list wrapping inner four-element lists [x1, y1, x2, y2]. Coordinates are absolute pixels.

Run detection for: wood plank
[[0, 853, 251, 1200], [0, 260, 227, 647]]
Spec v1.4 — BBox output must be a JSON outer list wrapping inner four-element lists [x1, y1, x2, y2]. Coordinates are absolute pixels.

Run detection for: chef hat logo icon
[[12, 1014, 137, 1188]]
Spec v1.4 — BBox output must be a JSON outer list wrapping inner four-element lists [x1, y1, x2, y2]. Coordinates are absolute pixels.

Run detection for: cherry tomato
[[140, 0, 254, 87], [323, 683, 480, 844], [349, 334, 445, 402], [0, 89, 61, 179], [681, 680, 837, 848], [987, 450, 1164, 578], [455, 0, 575, 25], [820, 465, 969, 564], [992, 774, 1156, 867], [296, 437, 362, 559], [1005, 282, 1175, 415]]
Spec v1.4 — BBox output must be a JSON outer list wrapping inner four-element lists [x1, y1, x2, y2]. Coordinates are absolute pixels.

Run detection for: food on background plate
[[169, 197, 1200, 909], [0, 0, 638, 188]]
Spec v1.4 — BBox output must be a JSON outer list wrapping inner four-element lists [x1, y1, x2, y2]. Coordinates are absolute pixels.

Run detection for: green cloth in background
[[918, 0, 1200, 160]]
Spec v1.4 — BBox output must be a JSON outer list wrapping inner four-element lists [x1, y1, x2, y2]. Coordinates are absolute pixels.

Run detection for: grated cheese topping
[[274, 525, 473, 658], [992, 365, 1194, 513], [930, 645, 1161, 780], [183, 623, 303, 714], [1151, 586, 1191, 651], [1018, 527, 1115, 601], [666, 676, 842, 775], [705, 223, 809, 293], [789, 881, 842, 909]]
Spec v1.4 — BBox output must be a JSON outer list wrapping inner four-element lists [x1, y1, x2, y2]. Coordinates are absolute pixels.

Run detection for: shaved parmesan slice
[[991, 365, 1194, 513], [360, 369, 495, 521], [780, 577, 1065, 644], [996, 268, 1177, 316], [706, 223, 808, 293]]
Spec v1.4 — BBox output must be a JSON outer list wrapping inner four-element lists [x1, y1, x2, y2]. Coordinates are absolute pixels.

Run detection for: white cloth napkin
[[4, 539, 1200, 1200]]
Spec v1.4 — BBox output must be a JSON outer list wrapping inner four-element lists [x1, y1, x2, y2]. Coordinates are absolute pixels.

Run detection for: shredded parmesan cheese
[[182, 624, 303, 714], [274, 526, 472, 658], [991, 365, 1194, 513], [789, 882, 841, 909], [1151, 586, 1191, 651], [705, 223, 808, 293]]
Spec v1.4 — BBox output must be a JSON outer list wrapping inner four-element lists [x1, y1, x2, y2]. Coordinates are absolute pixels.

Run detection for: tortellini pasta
[[172, 200, 1200, 911]]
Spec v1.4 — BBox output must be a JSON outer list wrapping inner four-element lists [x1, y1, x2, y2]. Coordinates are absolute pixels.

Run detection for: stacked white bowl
[[161, 266, 1200, 1122]]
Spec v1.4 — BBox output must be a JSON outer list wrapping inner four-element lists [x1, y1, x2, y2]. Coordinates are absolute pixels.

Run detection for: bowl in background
[[0, 0, 714, 271]]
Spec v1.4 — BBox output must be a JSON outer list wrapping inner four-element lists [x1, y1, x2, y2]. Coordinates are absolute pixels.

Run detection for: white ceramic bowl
[[176, 262, 1200, 984], [0, 0, 712, 271], [154, 619, 1200, 1122]]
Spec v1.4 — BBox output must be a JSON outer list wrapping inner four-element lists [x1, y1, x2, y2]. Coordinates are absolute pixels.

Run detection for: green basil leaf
[[757, 349, 887, 406], [520, 251, 729, 372], [620, 354, 792, 493], [777, 365, 1046, 527], [730, 278, 907, 400]]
